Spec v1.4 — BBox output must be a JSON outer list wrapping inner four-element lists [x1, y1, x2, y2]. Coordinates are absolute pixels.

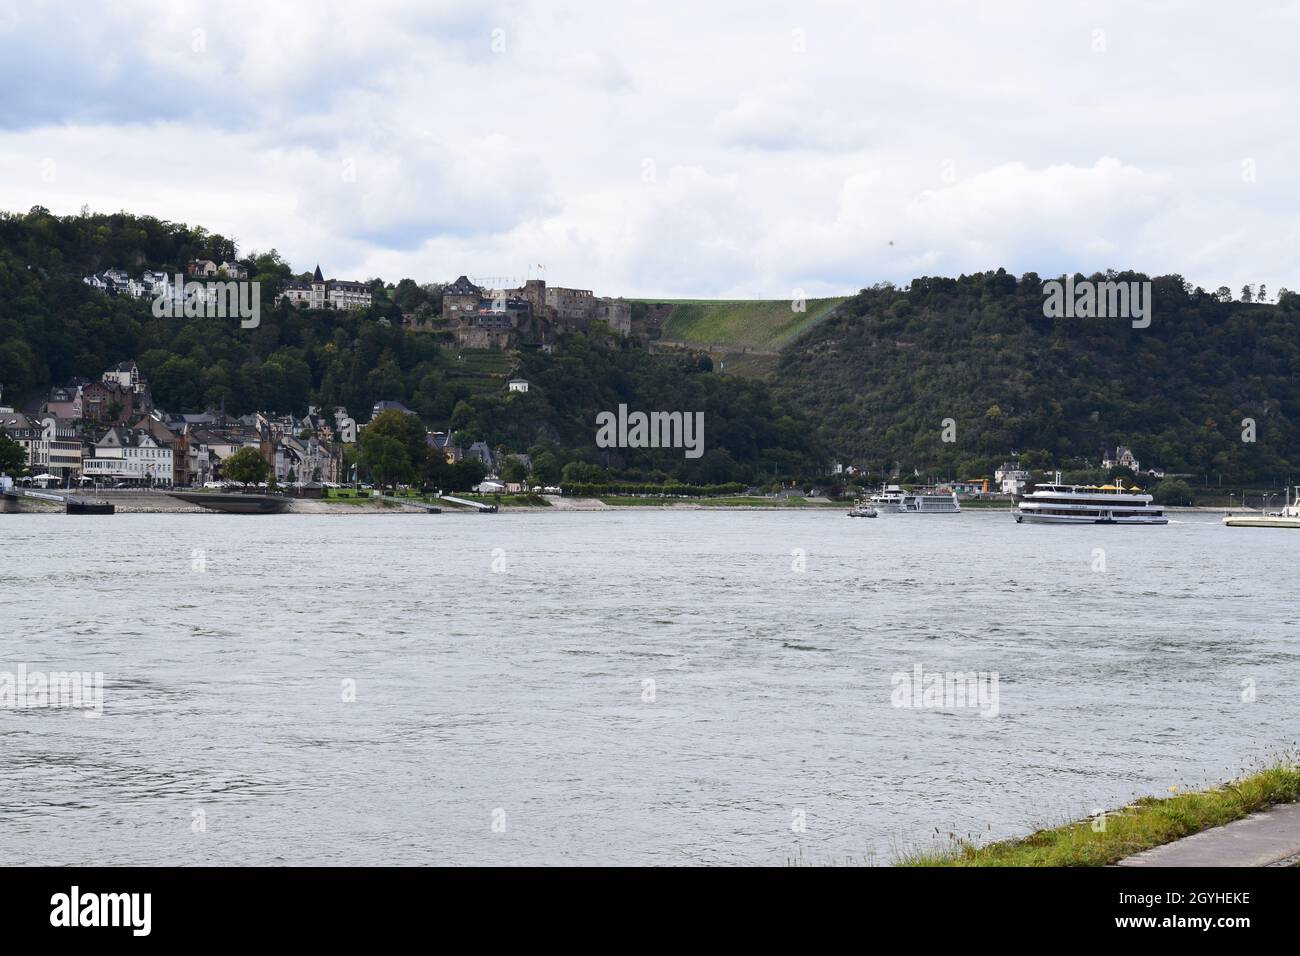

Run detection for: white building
[[82, 427, 173, 486], [102, 360, 147, 395], [1, 412, 83, 480], [276, 265, 372, 311], [507, 379, 529, 393], [82, 269, 173, 301], [183, 259, 245, 278], [270, 434, 340, 484], [995, 461, 1031, 495], [1102, 445, 1141, 473]]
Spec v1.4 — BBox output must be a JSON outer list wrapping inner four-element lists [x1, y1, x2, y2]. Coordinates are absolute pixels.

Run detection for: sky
[[2, 0, 1298, 299]]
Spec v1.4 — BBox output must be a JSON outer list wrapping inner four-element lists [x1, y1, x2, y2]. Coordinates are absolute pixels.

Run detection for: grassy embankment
[[899, 762, 1300, 867], [636, 297, 848, 378], [443, 348, 516, 398]]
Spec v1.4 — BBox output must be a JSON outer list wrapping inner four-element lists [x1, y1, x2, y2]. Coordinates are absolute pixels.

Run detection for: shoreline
[[0, 494, 1264, 515], [900, 762, 1300, 867]]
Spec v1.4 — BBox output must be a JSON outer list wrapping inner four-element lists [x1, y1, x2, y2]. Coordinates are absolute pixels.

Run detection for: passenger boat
[[869, 484, 960, 513], [847, 498, 878, 517], [1014, 474, 1165, 524], [1223, 488, 1300, 528]]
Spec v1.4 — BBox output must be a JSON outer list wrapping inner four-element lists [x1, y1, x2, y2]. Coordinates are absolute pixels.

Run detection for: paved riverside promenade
[[1116, 802, 1300, 867]]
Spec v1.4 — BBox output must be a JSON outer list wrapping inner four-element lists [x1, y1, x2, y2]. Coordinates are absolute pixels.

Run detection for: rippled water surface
[[1, 509, 1297, 865]]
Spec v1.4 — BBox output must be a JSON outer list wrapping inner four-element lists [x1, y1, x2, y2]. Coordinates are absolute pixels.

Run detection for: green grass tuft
[[897, 762, 1300, 866]]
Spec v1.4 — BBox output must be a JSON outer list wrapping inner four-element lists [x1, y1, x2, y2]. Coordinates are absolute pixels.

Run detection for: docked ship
[[869, 484, 960, 513], [166, 491, 293, 514], [1014, 474, 1166, 524], [1223, 488, 1300, 528]]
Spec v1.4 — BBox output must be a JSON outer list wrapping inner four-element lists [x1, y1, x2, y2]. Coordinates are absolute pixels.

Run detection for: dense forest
[[773, 269, 1300, 485], [0, 207, 823, 485], [464, 336, 819, 484]]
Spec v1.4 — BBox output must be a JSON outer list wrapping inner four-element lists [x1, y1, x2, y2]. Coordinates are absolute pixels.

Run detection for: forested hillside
[[0, 207, 823, 485], [772, 270, 1300, 484], [460, 336, 820, 483]]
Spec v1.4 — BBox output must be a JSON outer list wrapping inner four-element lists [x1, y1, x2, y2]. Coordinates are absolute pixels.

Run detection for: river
[[1, 509, 1295, 864]]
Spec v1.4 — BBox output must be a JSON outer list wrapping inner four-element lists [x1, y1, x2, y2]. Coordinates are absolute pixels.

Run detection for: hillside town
[[0, 360, 348, 489], [81, 258, 643, 350], [18, 258, 652, 493], [0, 350, 554, 495]]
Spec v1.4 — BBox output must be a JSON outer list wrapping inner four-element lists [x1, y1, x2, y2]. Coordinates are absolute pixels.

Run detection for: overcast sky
[[2, 0, 1297, 298]]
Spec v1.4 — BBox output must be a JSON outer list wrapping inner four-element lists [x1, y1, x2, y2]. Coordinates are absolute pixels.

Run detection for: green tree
[[560, 460, 603, 484], [531, 451, 561, 485], [450, 457, 487, 491], [361, 433, 413, 488], [0, 431, 26, 474], [500, 457, 528, 483], [421, 448, 454, 490], [1106, 465, 1136, 485], [449, 400, 475, 431], [1152, 478, 1193, 506], [222, 446, 269, 489], [366, 408, 427, 463]]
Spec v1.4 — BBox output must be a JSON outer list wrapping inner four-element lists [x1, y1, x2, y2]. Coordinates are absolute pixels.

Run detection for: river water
[[1, 508, 1296, 865]]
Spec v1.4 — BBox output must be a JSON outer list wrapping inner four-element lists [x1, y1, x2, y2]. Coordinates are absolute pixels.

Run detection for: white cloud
[[1, 0, 1297, 297]]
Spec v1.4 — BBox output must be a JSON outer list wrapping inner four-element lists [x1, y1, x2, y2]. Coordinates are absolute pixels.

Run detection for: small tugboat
[[847, 498, 878, 518], [1223, 487, 1300, 528]]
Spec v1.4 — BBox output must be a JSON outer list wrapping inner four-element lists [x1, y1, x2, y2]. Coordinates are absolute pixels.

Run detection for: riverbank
[[898, 762, 1300, 866], [0, 492, 1272, 515], [2, 492, 436, 514]]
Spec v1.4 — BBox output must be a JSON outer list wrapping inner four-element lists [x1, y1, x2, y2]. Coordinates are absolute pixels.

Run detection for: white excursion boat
[[869, 484, 960, 514], [1014, 474, 1166, 525], [1223, 488, 1300, 528]]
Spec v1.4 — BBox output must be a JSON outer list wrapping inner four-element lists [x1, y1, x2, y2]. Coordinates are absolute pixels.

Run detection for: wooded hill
[[771, 270, 1300, 485]]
